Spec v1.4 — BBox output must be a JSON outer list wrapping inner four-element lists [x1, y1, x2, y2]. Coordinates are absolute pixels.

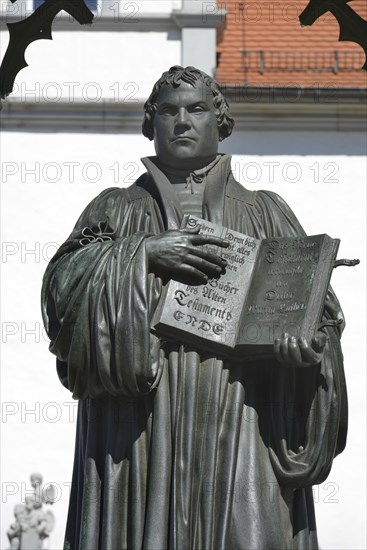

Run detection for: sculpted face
[[153, 80, 219, 171]]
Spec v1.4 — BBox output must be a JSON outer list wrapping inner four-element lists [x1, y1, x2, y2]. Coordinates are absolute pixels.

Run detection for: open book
[[152, 215, 341, 359]]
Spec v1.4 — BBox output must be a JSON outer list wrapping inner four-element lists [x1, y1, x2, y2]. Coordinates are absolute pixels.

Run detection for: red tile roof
[[216, 0, 367, 88]]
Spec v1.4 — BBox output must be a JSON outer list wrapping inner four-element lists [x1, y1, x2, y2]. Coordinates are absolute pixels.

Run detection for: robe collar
[[140, 154, 253, 230]]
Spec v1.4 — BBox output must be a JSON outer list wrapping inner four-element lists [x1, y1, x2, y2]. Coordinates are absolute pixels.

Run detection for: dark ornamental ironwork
[[299, 0, 367, 71], [0, 0, 94, 100]]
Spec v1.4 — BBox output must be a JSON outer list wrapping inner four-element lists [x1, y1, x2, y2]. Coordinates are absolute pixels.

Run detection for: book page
[[154, 216, 260, 350]]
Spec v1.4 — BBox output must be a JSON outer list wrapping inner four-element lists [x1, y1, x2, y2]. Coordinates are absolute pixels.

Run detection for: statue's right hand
[[145, 227, 228, 284]]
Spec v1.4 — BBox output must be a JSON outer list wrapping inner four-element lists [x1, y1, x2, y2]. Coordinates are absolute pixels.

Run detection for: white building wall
[[0, 0, 183, 17], [0, 30, 181, 102]]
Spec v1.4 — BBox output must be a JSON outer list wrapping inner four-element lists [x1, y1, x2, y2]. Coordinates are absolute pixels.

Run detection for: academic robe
[[42, 155, 348, 550]]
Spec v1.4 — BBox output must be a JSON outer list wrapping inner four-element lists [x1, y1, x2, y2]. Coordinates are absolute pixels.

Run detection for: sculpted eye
[[159, 106, 176, 115], [191, 105, 206, 113]]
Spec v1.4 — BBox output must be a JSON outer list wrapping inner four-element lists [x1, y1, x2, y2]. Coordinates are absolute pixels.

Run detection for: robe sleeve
[[41, 187, 163, 399], [254, 190, 348, 487]]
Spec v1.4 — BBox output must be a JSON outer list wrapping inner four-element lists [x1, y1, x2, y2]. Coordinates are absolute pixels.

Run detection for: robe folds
[[42, 155, 348, 550]]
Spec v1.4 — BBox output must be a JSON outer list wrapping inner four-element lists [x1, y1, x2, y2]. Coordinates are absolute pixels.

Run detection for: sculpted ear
[[142, 112, 155, 141]]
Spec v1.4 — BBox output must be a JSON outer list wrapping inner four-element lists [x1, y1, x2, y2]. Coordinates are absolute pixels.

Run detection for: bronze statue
[[42, 66, 348, 549]]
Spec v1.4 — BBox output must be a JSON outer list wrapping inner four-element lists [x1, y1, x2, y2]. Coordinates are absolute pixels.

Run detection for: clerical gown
[[42, 155, 348, 550]]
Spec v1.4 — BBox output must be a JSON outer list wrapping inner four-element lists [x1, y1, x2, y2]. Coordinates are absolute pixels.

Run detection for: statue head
[[25, 495, 36, 512], [14, 504, 26, 521], [142, 66, 234, 170], [30, 472, 43, 488], [143, 66, 234, 143]]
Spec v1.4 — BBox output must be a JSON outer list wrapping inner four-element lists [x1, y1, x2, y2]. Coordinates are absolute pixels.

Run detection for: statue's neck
[[155, 154, 222, 183]]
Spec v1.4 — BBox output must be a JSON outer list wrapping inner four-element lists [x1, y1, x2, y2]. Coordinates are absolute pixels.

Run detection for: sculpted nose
[[175, 108, 191, 130]]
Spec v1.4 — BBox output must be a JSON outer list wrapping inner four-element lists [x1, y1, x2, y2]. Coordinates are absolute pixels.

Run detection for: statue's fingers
[[298, 337, 320, 366], [279, 332, 289, 362], [274, 338, 283, 364], [288, 336, 303, 365], [311, 333, 327, 353], [185, 254, 224, 277], [191, 234, 229, 248], [189, 246, 227, 267], [176, 264, 209, 284]]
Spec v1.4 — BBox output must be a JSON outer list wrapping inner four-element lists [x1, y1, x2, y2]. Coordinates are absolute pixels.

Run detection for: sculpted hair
[[142, 65, 235, 142]]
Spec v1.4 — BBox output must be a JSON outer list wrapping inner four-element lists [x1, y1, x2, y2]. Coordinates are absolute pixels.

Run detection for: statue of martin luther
[[42, 66, 347, 550]]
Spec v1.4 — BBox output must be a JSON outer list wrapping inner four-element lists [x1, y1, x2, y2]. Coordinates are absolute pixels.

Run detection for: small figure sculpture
[[42, 66, 348, 549], [7, 474, 55, 550], [7, 504, 26, 550], [30, 473, 57, 506]]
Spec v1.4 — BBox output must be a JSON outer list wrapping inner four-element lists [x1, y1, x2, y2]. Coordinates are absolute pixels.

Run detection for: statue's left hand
[[274, 332, 327, 367]]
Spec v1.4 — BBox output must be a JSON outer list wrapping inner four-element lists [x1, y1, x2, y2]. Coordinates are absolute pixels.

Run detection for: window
[[83, 0, 98, 10], [34, 0, 98, 10]]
